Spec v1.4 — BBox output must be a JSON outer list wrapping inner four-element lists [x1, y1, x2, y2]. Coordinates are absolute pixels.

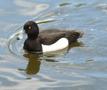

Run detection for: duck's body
[[23, 21, 83, 53]]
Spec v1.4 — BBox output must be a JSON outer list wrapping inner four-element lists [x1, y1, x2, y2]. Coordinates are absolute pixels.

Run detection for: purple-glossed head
[[23, 21, 39, 39]]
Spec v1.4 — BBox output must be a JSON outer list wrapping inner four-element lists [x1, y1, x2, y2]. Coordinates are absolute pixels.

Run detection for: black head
[[23, 21, 39, 39]]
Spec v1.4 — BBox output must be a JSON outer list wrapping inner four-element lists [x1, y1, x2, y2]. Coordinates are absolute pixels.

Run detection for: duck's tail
[[65, 30, 83, 44]]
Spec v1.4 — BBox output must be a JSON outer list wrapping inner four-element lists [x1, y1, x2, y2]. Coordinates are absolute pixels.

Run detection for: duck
[[23, 21, 83, 53]]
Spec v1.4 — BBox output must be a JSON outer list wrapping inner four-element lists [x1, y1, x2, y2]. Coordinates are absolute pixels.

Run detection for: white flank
[[42, 38, 69, 53]]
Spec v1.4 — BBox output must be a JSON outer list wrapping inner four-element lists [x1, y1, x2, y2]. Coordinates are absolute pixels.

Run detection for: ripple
[[14, 0, 49, 16], [96, 3, 107, 14]]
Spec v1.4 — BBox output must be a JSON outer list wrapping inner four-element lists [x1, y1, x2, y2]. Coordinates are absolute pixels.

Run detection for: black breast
[[23, 38, 42, 52]]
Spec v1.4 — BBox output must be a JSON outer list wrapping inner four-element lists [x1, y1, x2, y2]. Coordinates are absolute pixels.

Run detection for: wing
[[39, 29, 66, 45], [38, 29, 82, 45]]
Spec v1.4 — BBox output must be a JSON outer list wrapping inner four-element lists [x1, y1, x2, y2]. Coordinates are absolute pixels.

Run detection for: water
[[1, 0, 107, 90]]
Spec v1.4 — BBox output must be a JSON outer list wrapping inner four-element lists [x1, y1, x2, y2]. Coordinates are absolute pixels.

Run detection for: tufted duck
[[23, 21, 83, 53]]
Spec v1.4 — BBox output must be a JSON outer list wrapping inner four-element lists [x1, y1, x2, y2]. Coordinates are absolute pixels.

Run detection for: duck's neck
[[27, 34, 38, 40]]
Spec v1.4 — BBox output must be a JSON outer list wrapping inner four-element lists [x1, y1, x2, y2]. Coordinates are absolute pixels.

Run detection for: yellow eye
[[28, 26, 32, 30]]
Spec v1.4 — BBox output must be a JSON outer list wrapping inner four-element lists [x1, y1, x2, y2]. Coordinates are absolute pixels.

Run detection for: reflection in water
[[23, 41, 82, 75], [69, 41, 83, 48], [23, 53, 41, 75]]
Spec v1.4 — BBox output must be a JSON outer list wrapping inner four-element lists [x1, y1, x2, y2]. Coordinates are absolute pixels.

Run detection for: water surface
[[1, 0, 107, 90]]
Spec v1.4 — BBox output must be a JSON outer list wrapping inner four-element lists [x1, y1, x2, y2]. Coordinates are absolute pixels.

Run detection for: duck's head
[[23, 21, 39, 39]]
